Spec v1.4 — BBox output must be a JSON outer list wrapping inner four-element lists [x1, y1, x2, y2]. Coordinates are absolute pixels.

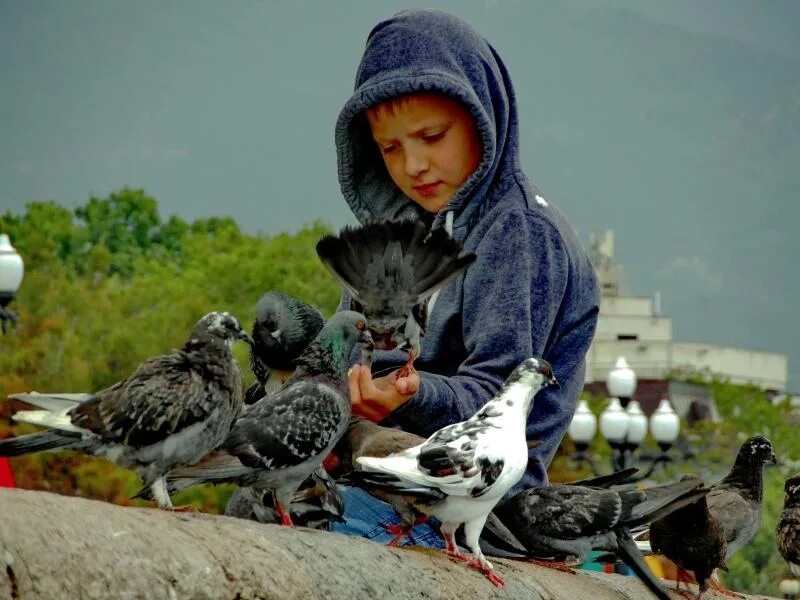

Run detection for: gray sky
[[2, 1, 799, 390]]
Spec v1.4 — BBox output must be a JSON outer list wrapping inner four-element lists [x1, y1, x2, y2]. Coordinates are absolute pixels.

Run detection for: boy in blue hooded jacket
[[334, 9, 600, 545]]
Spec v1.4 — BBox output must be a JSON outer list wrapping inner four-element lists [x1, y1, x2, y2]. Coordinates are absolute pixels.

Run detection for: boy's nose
[[404, 147, 429, 177]]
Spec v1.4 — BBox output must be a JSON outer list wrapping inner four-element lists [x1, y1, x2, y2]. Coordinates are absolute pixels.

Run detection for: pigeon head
[[740, 435, 778, 466], [294, 311, 372, 379], [324, 310, 373, 349], [511, 358, 559, 389], [196, 312, 253, 345], [785, 475, 800, 501], [491, 358, 559, 416]]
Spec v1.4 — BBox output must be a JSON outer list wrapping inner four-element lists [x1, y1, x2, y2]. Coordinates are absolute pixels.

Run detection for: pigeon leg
[[707, 575, 744, 599], [526, 558, 576, 574], [385, 515, 428, 547], [395, 350, 418, 380], [385, 523, 409, 547], [462, 517, 505, 587], [150, 477, 175, 510], [670, 567, 699, 599], [274, 501, 294, 526]]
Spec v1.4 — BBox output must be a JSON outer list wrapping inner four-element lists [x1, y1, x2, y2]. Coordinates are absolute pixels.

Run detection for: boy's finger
[[348, 365, 362, 404], [396, 374, 419, 396]]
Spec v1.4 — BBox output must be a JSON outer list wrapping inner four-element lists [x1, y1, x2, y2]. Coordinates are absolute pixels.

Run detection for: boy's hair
[[365, 91, 458, 123]]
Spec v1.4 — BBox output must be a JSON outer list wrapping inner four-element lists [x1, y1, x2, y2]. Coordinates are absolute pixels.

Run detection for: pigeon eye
[[356, 320, 366, 330]]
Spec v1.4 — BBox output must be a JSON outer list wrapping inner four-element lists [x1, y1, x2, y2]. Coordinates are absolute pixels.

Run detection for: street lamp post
[[0, 234, 24, 334], [568, 356, 681, 479]]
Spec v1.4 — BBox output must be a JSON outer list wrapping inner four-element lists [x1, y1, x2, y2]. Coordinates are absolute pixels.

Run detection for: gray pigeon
[[316, 220, 476, 376], [153, 311, 373, 525], [224, 467, 344, 529], [345, 358, 559, 587], [705, 435, 777, 561], [245, 291, 325, 404], [1, 312, 251, 509], [493, 477, 709, 600], [777, 475, 800, 577]]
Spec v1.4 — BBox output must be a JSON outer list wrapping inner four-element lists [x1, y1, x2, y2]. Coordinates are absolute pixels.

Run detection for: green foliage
[[0, 190, 341, 513]]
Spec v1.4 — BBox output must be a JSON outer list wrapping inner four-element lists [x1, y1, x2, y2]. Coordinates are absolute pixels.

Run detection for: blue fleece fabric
[[335, 9, 600, 492]]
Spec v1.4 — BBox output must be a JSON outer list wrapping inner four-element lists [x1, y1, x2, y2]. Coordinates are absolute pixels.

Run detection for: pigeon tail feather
[[315, 221, 476, 304], [0, 429, 84, 456], [615, 529, 672, 600], [12, 409, 86, 434], [8, 392, 91, 411], [626, 479, 707, 528]]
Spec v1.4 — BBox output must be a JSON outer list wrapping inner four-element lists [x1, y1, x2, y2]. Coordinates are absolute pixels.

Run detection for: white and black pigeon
[[344, 357, 559, 587], [151, 311, 373, 525], [493, 477, 709, 600], [245, 291, 325, 404], [315, 220, 476, 377], [705, 435, 777, 563], [1, 312, 251, 509], [777, 475, 800, 577], [333, 416, 545, 548], [224, 467, 344, 529]]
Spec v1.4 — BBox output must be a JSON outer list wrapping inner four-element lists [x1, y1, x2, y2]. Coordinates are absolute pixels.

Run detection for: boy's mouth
[[413, 182, 441, 197]]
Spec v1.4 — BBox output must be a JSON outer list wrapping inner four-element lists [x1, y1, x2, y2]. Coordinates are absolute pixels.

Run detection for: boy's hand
[[348, 364, 419, 422]]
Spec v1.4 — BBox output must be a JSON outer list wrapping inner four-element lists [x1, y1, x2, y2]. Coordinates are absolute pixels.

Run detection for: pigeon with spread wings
[[1, 312, 251, 509], [315, 220, 475, 377]]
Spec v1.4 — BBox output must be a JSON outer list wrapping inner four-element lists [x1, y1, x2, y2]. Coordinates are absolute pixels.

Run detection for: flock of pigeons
[[0, 220, 798, 599]]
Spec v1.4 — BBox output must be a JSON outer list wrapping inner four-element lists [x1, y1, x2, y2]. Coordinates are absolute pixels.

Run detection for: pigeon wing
[[68, 351, 233, 447], [499, 486, 625, 540], [224, 380, 347, 471], [707, 486, 760, 549]]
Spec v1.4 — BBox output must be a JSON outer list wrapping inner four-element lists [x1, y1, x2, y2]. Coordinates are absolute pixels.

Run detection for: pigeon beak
[[770, 452, 778, 466], [359, 329, 374, 346], [239, 332, 255, 346], [548, 375, 560, 388]]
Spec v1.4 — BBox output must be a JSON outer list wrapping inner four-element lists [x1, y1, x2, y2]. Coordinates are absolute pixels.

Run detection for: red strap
[[0, 457, 15, 488]]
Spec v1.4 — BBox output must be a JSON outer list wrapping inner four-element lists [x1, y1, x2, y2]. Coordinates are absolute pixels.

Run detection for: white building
[[584, 231, 788, 396]]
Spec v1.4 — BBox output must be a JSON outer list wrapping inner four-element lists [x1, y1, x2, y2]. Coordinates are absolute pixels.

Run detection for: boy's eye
[[422, 130, 446, 143], [380, 144, 398, 155]]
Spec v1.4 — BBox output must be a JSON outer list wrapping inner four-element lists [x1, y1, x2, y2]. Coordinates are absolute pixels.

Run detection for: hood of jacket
[[336, 9, 521, 242]]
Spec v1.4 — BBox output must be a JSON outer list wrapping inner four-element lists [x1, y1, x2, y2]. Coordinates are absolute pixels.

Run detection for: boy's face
[[366, 93, 481, 213]]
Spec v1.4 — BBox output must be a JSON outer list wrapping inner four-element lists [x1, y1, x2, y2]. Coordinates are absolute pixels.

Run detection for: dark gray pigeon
[[316, 220, 475, 376], [705, 435, 777, 562], [777, 475, 800, 577], [493, 477, 709, 600], [649, 474, 728, 598], [153, 311, 373, 525], [224, 467, 344, 529], [344, 358, 559, 587], [245, 291, 325, 404], [1, 312, 251, 509]]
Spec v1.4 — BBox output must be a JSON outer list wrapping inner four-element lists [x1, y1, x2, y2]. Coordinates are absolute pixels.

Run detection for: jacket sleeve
[[390, 207, 572, 451]]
